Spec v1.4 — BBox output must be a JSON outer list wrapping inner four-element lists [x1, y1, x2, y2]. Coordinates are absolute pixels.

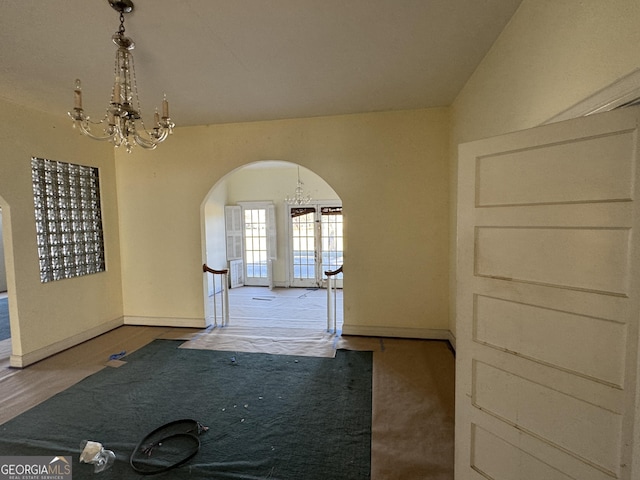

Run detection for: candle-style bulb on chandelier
[[69, 0, 174, 152], [285, 167, 312, 205]]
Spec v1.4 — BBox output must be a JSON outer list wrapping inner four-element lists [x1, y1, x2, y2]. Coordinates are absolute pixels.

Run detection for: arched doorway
[[201, 161, 343, 332], [0, 197, 16, 362]]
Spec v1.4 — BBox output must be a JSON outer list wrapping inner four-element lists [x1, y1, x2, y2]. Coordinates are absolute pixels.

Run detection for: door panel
[[474, 130, 635, 206], [456, 107, 640, 480], [244, 207, 268, 286], [475, 226, 630, 295], [290, 207, 317, 287], [289, 205, 343, 288], [321, 206, 343, 288]]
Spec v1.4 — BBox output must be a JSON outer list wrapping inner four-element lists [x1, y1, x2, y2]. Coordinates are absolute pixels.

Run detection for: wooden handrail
[[324, 265, 343, 277], [203, 263, 228, 275]]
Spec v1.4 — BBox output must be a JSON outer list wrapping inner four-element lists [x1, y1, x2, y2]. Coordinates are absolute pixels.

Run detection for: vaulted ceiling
[[0, 0, 522, 127]]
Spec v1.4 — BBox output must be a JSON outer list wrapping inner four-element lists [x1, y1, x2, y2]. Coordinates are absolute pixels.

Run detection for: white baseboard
[[341, 324, 452, 342], [123, 316, 208, 328], [447, 331, 456, 351], [9, 316, 455, 368], [10, 316, 124, 368]]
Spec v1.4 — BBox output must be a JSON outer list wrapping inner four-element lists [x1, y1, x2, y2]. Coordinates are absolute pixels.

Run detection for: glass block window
[[31, 157, 106, 283]]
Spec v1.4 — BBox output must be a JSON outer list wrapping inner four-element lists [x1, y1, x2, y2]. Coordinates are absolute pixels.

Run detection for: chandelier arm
[[153, 128, 170, 142], [133, 131, 160, 149], [141, 121, 173, 142], [76, 121, 116, 142], [129, 120, 163, 148], [86, 115, 111, 125]]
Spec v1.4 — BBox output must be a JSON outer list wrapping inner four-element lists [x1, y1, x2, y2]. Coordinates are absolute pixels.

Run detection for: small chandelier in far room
[[285, 167, 312, 206], [69, 0, 174, 152]]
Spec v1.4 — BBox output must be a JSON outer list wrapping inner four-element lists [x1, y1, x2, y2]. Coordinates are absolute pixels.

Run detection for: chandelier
[[285, 167, 312, 205], [69, 0, 174, 152]]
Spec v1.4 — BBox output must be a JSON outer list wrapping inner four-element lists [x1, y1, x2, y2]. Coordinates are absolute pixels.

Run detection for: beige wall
[[117, 108, 451, 336], [449, 0, 640, 338], [0, 98, 123, 366]]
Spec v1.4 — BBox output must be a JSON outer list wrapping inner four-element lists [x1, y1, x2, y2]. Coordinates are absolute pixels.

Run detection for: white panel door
[[456, 107, 640, 480]]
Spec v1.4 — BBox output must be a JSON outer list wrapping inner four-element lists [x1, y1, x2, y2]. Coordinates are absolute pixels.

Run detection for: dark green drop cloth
[[0, 340, 372, 479], [0, 298, 9, 341]]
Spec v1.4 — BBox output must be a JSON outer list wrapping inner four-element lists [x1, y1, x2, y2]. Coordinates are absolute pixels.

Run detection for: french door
[[243, 207, 269, 286], [226, 203, 276, 287], [289, 204, 343, 288]]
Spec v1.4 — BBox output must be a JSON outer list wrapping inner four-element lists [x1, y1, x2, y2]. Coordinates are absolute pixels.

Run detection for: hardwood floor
[[0, 287, 454, 479]]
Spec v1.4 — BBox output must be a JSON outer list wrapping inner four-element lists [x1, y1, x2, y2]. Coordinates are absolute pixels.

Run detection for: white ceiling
[[0, 0, 522, 127]]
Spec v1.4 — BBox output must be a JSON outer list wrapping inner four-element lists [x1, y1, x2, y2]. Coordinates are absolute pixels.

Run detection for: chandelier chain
[[119, 12, 126, 34], [128, 53, 148, 131]]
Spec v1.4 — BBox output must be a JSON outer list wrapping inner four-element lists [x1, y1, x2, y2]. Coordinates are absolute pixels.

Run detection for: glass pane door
[[290, 207, 317, 287], [289, 205, 343, 288], [321, 206, 343, 288], [244, 208, 268, 286]]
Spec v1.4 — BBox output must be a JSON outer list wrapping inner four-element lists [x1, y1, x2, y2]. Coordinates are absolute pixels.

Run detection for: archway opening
[[201, 160, 343, 333], [0, 198, 15, 362]]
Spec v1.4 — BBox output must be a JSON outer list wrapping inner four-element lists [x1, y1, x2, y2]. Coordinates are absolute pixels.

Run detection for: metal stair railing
[[202, 264, 229, 327], [324, 265, 342, 333]]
